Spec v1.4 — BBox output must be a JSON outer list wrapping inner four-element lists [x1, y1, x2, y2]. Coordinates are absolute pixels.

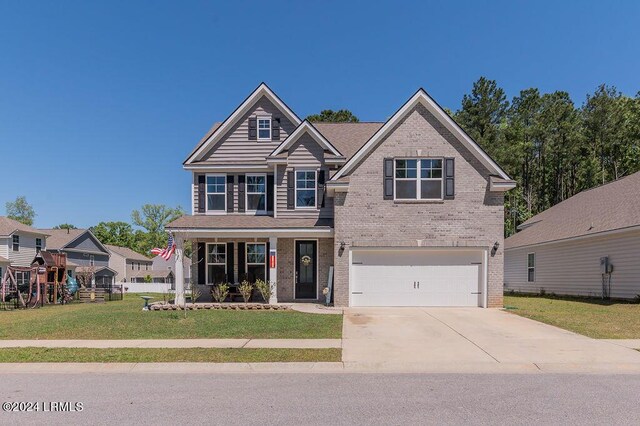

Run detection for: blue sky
[[1, 1, 638, 228]]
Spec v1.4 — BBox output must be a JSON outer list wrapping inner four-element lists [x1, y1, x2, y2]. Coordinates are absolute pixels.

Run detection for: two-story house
[[166, 84, 515, 307], [0, 216, 49, 285], [106, 245, 153, 282], [41, 228, 116, 286]]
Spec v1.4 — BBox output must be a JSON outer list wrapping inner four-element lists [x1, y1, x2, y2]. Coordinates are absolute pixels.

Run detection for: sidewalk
[[0, 339, 342, 349]]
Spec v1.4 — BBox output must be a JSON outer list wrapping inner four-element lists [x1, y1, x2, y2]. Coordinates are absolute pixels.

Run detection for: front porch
[[168, 220, 335, 305]]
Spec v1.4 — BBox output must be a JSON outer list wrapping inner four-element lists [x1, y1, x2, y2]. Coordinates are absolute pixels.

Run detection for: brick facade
[[333, 104, 505, 307]]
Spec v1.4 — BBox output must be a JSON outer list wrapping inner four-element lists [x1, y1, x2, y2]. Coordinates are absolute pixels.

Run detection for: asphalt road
[[1, 373, 639, 425]]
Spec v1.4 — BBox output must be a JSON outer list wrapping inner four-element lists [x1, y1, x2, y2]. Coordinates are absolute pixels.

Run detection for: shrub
[[144, 275, 153, 283], [189, 280, 202, 303], [255, 279, 274, 303], [238, 280, 253, 304], [211, 283, 230, 303]]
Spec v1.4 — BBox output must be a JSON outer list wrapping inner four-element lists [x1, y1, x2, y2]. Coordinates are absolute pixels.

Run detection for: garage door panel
[[351, 249, 483, 307]]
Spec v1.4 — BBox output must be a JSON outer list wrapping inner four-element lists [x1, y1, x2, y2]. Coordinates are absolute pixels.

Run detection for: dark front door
[[295, 240, 317, 299]]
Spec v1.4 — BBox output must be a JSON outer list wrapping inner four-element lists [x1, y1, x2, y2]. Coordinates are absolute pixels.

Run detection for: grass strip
[[0, 347, 342, 363]]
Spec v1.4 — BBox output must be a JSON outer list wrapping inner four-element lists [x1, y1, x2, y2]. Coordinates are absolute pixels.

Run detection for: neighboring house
[[40, 228, 116, 286], [505, 171, 640, 299], [152, 254, 191, 285], [0, 216, 49, 285], [106, 245, 152, 282], [167, 83, 515, 307], [128, 269, 175, 284]]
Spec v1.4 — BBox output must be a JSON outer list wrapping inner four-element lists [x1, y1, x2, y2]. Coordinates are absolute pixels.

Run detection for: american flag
[[151, 233, 176, 260]]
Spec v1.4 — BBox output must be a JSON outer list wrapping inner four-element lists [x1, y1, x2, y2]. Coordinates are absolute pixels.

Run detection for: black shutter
[[272, 118, 280, 141], [317, 170, 326, 208], [287, 170, 295, 209], [238, 175, 245, 212], [383, 158, 394, 200], [237, 242, 246, 282], [197, 175, 206, 213], [226, 242, 234, 283], [227, 175, 234, 213], [444, 158, 455, 200], [197, 243, 206, 284], [265, 241, 270, 283], [248, 117, 257, 140], [267, 174, 274, 212]]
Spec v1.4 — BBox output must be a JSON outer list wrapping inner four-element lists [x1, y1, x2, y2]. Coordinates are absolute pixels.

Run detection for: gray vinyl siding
[[6, 232, 45, 267], [0, 238, 8, 260], [66, 251, 109, 268], [276, 133, 334, 219], [108, 252, 127, 282], [505, 229, 640, 299], [66, 232, 108, 254], [197, 97, 297, 164]]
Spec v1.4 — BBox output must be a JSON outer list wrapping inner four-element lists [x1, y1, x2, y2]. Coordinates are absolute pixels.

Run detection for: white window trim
[[245, 173, 267, 215], [527, 253, 535, 282], [12, 235, 19, 252], [246, 242, 267, 282], [205, 173, 227, 215], [257, 117, 272, 141], [90, 255, 95, 266], [393, 158, 444, 201], [35, 238, 42, 252], [206, 243, 227, 285], [295, 169, 317, 210]]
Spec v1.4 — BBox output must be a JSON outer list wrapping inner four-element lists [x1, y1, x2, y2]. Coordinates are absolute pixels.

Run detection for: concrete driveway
[[342, 308, 640, 372]]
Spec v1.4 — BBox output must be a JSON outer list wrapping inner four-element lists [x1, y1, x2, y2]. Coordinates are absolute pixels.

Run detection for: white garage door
[[350, 249, 484, 307]]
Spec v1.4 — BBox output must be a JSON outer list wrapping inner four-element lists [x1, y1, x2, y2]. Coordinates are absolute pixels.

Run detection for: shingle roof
[[505, 171, 640, 249], [0, 217, 47, 237], [313, 122, 383, 160], [39, 229, 88, 250], [167, 215, 333, 230], [106, 245, 151, 262]]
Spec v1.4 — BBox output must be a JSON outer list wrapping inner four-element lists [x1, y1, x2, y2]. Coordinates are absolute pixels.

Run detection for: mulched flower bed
[[148, 303, 290, 311]]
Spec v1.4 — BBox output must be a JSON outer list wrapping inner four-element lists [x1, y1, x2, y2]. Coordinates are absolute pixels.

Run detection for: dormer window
[[257, 118, 271, 140]]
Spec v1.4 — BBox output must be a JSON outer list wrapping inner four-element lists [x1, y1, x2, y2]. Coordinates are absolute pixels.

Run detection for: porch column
[[269, 236, 277, 304], [174, 236, 185, 305]]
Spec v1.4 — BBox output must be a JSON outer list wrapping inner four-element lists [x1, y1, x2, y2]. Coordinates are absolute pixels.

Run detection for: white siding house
[[505, 172, 640, 299], [0, 217, 48, 268]]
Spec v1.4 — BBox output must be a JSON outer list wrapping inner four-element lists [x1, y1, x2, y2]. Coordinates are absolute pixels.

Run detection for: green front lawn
[[504, 294, 640, 339], [0, 294, 342, 340], [0, 347, 341, 363]]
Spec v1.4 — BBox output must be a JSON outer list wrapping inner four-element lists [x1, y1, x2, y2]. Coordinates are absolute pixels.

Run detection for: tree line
[[453, 77, 640, 235]]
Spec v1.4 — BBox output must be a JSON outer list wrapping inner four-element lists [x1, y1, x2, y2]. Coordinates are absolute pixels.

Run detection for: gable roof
[[106, 245, 151, 262], [331, 88, 512, 181], [40, 228, 109, 254], [184, 83, 302, 165], [0, 217, 48, 237], [269, 120, 343, 157], [505, 171, 640, 249]]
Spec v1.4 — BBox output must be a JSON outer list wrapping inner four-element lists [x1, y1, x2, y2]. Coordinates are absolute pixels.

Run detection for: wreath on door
[[301, 255, 312, 266]]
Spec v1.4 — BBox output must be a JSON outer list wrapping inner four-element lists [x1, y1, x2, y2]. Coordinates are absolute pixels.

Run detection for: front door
[[295, 240, 317, 299]]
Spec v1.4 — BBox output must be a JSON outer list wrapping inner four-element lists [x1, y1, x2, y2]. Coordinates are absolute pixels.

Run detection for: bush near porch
[[504, 294, 640, 339], [0, 294, 342, 340]]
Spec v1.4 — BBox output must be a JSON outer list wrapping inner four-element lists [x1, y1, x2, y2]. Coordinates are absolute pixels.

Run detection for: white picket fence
[[120, 282, 174, 294]]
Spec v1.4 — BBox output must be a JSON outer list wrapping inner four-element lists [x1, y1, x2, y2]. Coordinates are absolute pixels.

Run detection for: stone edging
[[148, 303, 290, 311]]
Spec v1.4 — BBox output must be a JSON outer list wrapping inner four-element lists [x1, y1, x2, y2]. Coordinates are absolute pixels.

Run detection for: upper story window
[[89, 255, 95, 266], [35, 238, 42, 253], [394, 159, 443, 200], [206, 174, 226, 212], [295, 170, 316, 209], [246, 174, 267, 213], [527, 253, 535, 282], [257, 118, 271, 140], [12, 235, 19, 251]]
